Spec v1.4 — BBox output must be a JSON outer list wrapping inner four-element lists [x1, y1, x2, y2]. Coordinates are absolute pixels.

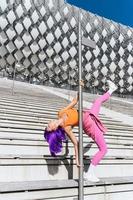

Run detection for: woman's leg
[[91, 130, 107, 166], [84, 130, 107, 182], [90, 80, 117, 117], [90, 92, 110, 117]]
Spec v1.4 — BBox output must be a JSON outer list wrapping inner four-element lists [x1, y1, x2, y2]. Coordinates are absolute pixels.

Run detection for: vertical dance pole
[[65, 2, 95, 199], [78, 8, 84, 200]]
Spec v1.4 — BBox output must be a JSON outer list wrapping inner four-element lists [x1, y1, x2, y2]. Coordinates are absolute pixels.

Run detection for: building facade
[[0, 0, 133, 95]]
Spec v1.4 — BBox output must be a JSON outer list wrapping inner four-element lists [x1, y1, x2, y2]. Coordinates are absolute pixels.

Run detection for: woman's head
[[47, 120, 59, 132], [44, 126, 67, 156]]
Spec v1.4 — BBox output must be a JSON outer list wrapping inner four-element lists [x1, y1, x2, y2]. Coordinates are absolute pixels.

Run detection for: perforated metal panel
[[0, 0, 133, 94]]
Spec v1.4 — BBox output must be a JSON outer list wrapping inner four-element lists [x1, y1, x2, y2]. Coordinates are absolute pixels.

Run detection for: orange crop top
[[58, 108, 79, 127]]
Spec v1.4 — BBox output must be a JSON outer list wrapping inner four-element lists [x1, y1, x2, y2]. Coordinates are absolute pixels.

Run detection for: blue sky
[[66, 0, 133, 27]]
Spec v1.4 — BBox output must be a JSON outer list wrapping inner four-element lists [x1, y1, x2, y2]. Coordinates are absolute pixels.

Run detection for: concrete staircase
[[0, 79, 133, 200]]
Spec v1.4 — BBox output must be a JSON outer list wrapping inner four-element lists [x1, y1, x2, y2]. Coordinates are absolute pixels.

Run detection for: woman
[[44, 80, 117, 182], [44, 91, 80, 166]]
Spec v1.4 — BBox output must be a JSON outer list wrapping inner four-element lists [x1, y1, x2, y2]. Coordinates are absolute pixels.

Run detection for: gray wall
[[0, 0, 133, 95]]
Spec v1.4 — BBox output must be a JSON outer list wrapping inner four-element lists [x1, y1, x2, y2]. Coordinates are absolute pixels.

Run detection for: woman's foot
[[84, 164, 100, 182], [107, 80, 117, 95], [107, 80, 117, 91], [84, 172, 100, 182]]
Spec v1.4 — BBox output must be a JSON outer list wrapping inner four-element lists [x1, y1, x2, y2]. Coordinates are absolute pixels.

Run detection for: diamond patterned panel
[[0, 0, 133, 94]]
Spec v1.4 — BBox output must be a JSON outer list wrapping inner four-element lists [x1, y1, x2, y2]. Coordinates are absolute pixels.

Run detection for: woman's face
[[47, 120, 59, 131]]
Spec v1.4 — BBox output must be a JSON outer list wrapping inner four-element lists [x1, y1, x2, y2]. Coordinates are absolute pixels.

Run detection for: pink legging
[[89, 92, 110, 166]]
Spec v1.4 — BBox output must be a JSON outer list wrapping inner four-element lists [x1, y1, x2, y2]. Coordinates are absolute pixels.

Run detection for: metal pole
[[78, 8, 84, 200]]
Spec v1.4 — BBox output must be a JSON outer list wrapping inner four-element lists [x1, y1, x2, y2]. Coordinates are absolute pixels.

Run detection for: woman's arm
[[64, 126, 80, 167], [61, 80, 84, 111], [63, 95, 78, 111]]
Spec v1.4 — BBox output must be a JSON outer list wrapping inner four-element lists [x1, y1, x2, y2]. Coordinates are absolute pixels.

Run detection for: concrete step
[[0, 98, 65, 110], [0, 99, 116, 121], [0, 113, 122, 126], [1, 177, 133, 200], [0, 156, 133, 182], [0, 122, 133, 134], [0, 112, 126, 131], [0, 101, 120, 122], [0, 97, 131, 130], [0, 117, 132, 131], [0, 94, 67, 107], [0, 141, 133, 158], [1, 131, 133, 146], [0, 94, 125, 122], [0, 126, 133, 140], [0, 133, 133, 147]]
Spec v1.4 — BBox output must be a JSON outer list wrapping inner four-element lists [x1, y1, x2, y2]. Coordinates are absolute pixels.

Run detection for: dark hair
[[44, 126, 67, 156]]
